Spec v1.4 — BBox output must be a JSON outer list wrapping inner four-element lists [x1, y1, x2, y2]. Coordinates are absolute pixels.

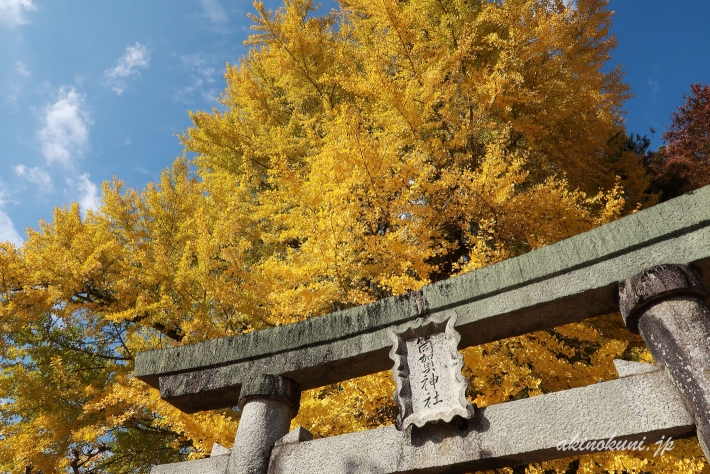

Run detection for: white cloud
[[134, 165, 152, 176], [173, 52, 219, 104], [104, 42, 151, 95], [38, 87, 91, 167], [200, 0, 227, 25], [73, 173, 99, 217], [15, 61, 30, 77], [6, 62, 31, 111], [173, 78, 215, 104], [14, 164, 52, 189], [0, 210, 22, 244], [180, 53, 209, 71], [0, 0, 36, 27], [0, 189, 22, 245]]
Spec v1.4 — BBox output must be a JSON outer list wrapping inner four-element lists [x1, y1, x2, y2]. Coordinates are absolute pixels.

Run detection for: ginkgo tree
[[1, 0, 705, 472]]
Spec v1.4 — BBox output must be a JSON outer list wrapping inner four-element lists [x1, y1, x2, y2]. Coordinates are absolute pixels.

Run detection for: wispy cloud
[[15, 61, 30, 77], [648, 78, 661, 104], [6, 62, 31, 111], [14, 164, 52, 190], [647, 65, 662, 105], [0, 211, 22, 244], [173, 52, 219, 104], [134, 164, 152, 176], [72, 173, 99, 217], [200, 0, 227, 25], [104, 42, 151, 95], [0, 0, 36, 28], [0, 188, 22, 244], [38, 87, 91, 167]]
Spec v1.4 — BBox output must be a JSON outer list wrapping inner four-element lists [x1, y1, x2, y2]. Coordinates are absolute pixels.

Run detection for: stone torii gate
[[135, 185, 710, 473]]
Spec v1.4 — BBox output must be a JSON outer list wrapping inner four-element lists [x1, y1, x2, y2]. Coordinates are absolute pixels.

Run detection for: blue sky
[[1, 0, 709, 244]]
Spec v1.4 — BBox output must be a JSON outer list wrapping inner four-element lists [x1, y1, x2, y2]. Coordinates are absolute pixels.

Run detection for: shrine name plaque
[[388, 310, 474, 430]]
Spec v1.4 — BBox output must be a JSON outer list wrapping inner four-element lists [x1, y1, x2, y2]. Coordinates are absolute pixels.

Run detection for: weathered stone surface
[[238, 374, 300, 412], [136, 293, 424, 389], [621, 264, 710, 459], [211, 442, 230, 457], [158, 368, 246, 413], [274, 426, 313, 446], [229, 397, 294, 474], [136, 185, 710, 412], [268, 370, 694, 473], [619, 264, 707, 332], [150, 455, 229, 474], [612, 359, 660, 378], [389, 311, 473, 430], [157, 337, 393, 412]]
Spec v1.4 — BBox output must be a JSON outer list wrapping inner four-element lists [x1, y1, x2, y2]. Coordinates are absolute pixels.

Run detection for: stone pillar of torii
[[620, 264, 710, 458], [228, 375, 300, 473]]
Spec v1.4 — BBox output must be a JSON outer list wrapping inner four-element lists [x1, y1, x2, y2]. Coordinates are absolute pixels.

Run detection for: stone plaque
[[388, 310, 474, 430]]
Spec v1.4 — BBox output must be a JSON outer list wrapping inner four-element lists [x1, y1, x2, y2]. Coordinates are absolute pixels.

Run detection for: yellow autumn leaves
[[1, 0, 705, 472]]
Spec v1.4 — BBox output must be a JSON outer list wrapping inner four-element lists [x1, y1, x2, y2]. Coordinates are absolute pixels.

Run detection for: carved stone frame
[[388, 310, 474, 430]]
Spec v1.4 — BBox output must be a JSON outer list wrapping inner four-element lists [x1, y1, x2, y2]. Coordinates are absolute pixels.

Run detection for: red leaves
[[654, 84, 710, 198]]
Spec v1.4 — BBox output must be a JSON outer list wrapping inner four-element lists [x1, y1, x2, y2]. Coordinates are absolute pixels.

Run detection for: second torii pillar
[[229, 374, 300, 474], [619, 264, 710, 458]]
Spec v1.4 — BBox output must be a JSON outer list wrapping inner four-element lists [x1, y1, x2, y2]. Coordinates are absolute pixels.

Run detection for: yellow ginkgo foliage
[[2, 0, 705, 472]]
